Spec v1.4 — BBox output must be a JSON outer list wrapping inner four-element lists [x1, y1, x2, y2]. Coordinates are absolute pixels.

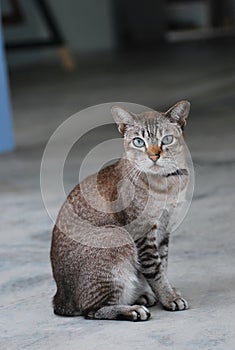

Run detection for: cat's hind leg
[[52, 225, 151, 321], [134, 272, 157, 307], [76, 226, 152, 321], [52, 277, 82, 317], [79, 250, 152, 321], [86, 305, 150, 321]]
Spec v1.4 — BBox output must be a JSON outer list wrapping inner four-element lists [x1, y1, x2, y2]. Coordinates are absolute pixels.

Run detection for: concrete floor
[[1, 42, 235, 349]]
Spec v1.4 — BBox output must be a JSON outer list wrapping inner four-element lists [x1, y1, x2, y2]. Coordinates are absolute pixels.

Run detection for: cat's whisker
[[131, 169, 142, 184], [133, 169, 142, 184], [122, 166, 140, 184], [123, 164, 142, 185]]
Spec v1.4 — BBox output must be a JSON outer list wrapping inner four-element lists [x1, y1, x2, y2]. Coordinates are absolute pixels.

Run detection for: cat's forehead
[[130, 110, 177, 139], [136, 111, 170, 129]]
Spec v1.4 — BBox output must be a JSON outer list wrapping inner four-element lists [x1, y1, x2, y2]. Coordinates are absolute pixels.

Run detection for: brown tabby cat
[[50, 100, 191, 321]]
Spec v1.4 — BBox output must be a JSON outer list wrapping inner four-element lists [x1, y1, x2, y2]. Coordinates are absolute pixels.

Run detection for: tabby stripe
[[143, 271, 161, 280], [86, 291, 115, 309], [141, 261, 157, 269], [139, 238, 156, 250], [86, 284, 115, 299], [136, 234, 156, 246], [86, 290, 111, 305], [159, 237, 169, 247], [143, 260, 161, 270], [138, 244, 157, 256], [140, 254, 160, 263], [160, 253, 168, 259], [139, 252, 159, 261], [135, 236, 148, 248], [86, 281, 113, 293]]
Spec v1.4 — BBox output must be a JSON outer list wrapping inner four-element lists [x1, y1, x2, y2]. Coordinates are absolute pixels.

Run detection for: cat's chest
[[122, 185, 187, 239]]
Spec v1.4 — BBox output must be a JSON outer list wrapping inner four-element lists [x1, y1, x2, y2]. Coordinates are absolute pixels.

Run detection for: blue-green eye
[[162, 135, 173, 145], [133, 137, 145, 148]]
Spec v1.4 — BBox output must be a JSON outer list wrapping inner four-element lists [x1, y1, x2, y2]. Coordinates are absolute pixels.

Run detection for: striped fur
[[50, 101, 191, 321]]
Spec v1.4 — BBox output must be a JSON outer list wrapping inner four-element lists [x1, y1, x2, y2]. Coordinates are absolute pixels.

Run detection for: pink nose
[[147, 145, 161, 162], [149, 155, 159, 162]]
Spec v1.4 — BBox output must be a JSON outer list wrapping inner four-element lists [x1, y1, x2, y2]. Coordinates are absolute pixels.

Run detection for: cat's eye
[[162, 135, 173, 145], [133, 137, 145, 148]]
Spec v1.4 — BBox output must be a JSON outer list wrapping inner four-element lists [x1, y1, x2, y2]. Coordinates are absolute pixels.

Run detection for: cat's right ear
[[111, 106, 136, 135]]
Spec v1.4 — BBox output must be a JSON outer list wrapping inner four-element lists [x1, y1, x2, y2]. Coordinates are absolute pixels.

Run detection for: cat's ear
[[111, 106, 136, 135], [165, 100, 190, 129]]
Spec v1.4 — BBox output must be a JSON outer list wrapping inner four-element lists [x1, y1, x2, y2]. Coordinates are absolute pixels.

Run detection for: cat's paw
[[127, 305, 151, 321], [162, 296, 189, 311], [135, 293, 157, 307]]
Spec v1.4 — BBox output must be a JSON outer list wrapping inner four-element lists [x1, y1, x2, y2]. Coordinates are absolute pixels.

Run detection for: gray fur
[[50, 100, 191, 321]]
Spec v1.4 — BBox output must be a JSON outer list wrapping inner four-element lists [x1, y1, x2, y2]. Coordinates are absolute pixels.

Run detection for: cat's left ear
[[165, 100, 190, 129], [111, 106, 136, 135]]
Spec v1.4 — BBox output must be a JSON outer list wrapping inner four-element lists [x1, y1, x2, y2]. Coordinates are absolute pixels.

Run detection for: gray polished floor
[[1, 42, 235, 349]]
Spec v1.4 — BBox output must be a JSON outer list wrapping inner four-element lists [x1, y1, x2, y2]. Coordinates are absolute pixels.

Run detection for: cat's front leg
[[157, 233, 183, 298], [152, 271, 189, 311], [137, 226, 189, 311], [158, 234, 169, 273]]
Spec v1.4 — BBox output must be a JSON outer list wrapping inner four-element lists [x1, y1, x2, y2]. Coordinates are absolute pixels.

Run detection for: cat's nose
[[149, 154, 160, 162], [147, 145, 161, 162]]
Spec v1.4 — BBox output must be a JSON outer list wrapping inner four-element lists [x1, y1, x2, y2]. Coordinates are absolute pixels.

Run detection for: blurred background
[[1, 1, 235, 349], [1, 0, 235, 150]]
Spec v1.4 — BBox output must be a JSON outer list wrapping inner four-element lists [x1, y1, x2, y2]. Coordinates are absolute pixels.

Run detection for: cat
[[50, 100, 191, 321]]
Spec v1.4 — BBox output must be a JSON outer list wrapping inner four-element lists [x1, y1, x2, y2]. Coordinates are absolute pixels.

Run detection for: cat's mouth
[[151, 163, 163, 169], [147, 163, 164, 174]]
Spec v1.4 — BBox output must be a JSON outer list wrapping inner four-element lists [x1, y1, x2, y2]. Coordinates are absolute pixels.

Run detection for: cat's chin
[[144, 164, 165, 176]]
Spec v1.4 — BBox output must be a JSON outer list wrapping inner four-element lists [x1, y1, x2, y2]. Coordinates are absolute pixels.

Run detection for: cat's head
[[111, 101, 190, 176]]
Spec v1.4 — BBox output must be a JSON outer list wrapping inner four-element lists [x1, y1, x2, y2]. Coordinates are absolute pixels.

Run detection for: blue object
[[0, 18, 14, 153]]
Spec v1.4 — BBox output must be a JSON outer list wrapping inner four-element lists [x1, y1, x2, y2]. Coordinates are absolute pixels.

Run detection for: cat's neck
[[117, 157, 188, 195]]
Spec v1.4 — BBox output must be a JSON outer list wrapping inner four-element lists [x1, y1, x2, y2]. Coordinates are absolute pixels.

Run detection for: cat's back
[[71, 160, 122, 207], [55, 160, 122, 231]]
